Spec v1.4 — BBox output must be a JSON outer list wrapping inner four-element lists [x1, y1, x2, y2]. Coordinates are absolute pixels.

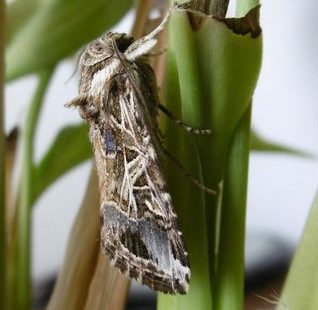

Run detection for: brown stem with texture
[[209, 0, 230, 17], [189, 0, 229, 17], [131, 0, 153, 38]]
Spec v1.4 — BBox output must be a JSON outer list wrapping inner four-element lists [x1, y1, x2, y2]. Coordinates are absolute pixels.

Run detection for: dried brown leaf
[[48, 168, 130, 309], [47, 170, 100, 310], [84, 252, 129, 310]]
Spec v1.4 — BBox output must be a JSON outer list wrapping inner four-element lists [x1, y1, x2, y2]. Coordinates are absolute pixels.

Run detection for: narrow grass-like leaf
[[32, 123, 91, 205], [16, 68, 54, 309], [278, 191, 318, 310], [250, 130, 311, 157], [6, 0, 132, 80], [215, 106, 251, 309]]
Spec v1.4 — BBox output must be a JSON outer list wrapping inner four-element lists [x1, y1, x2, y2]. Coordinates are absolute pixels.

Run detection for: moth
[[67, 9, 191, 294]]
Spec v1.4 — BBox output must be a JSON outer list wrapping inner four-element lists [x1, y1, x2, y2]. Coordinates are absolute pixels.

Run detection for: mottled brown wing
[[90, 67, 190, 294]]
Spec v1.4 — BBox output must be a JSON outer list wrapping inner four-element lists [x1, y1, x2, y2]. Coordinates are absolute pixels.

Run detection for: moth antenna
[[163, 149, 216, 195], [65, 48, 85, 84], [147, 47, 168, 57]]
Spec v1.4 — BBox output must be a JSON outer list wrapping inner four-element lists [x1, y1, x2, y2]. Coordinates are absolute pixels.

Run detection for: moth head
[[80, 32, 135, 67], [111, 32, 135, 53], [80, 35, 113, 67]]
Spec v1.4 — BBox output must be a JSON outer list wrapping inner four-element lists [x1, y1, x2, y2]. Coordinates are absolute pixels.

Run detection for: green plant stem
[[0, 0, 6, 309], [158, 43, 213, 310], [16, 67, 54, 309], [215, 105, 251, 309]]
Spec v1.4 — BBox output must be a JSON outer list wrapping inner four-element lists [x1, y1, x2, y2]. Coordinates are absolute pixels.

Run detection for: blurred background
[[5, 0, 317, 308]]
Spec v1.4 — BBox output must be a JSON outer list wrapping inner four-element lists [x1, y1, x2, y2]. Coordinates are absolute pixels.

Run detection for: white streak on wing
[[126, 145, 146, 157], [133, 185, 149, 191], [105, 153, 116, 159], [90, 59, 120, 93], [126, 154, 141, 169], [147, 145, 156, 161], [118, 93, 143, 215], [140, 218, 190, 288], [110, 115, 137, 139], [121, 95, 137, 136], [119, 93, 140, 146], [144, 199, 162, 217], [144, 199, 153, 210], [163, 193, 171, 203]]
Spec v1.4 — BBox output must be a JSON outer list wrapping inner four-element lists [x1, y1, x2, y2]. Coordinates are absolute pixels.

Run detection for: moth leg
[[124, 5, 173, 61], [158, 104, 211, 134], [147, 47, 168, 57], [163, 148, 216, 195]]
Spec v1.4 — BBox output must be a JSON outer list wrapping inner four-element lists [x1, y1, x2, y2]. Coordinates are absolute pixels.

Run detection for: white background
[[5, 0, 317, 280]]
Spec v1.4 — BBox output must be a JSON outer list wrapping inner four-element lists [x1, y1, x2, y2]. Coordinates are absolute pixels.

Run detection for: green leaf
[[158, 5, 262, 310], [6, 0, 41, 45], [32, 123, 91, 205], [214, 106, 252, 310], [9, 68, 54, 309], [278, 191, 318, 310], [250, 130, 312, 157], [6, 0, 132, 80]]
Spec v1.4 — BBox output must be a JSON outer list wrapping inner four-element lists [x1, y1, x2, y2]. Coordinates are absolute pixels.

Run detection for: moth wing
[[100, 202, 190, 294], [94, 67, 190, 294]]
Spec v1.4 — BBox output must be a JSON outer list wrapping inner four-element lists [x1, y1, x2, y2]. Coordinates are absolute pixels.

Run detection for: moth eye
[[115, 35, 134, 53]]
